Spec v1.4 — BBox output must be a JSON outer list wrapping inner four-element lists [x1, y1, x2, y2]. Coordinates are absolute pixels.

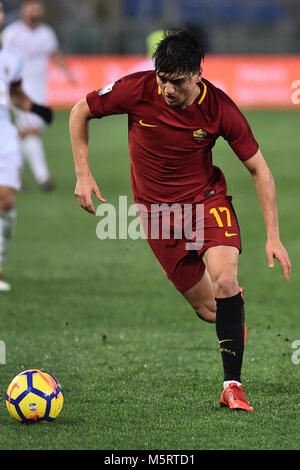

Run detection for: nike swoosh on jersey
[[225, 231, 237, 237], [139, 119, 157, 127]]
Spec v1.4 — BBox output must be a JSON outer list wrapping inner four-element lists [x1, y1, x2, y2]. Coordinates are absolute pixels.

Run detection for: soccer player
[[2, 0, 74, 190], [69, 29, 291, 411], [0, 0, 52, 291]]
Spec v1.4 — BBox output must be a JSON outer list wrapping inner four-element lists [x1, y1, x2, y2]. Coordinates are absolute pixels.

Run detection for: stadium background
[[5, 0, 300, 55], [1, 0, 299, 451], [4, 0, 300, 108]]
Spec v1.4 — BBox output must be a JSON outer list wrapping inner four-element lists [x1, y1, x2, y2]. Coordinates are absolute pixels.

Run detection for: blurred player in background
[[146, 29, 164, 58], [0, 0, 52, 291], [69, 29, 291, 411], [2, 0, 75, 190]]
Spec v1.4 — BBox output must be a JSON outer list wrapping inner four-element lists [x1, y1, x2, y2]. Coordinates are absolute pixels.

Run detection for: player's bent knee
[[0, 188, 16, 212], [194, 302, 216, 324], [213, 274, 239, 299]]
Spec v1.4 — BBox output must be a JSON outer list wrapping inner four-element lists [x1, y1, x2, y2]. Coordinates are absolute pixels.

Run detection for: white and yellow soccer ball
[[6, 369, 64, 423]]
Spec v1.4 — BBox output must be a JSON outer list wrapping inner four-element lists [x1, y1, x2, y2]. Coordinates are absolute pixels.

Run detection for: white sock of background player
[[21, 134, 51, 185], [0, 208, 17, 277]]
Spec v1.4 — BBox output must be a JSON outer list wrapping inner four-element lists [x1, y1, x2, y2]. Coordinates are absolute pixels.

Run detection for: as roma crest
[[193, 128, 207, 143]]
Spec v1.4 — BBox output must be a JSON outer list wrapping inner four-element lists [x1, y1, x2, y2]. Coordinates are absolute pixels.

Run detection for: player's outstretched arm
[[52, 50, 77, 84], [69, 98, 106, 215], [243, 148, 291, 280]]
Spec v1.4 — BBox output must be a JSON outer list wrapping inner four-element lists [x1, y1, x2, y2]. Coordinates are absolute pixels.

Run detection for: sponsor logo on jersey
[[98, 82, 115, 96], [193, 128, 207, 142]]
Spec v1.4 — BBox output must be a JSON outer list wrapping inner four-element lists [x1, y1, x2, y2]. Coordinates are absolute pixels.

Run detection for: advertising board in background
[[46, 55, 300, 109]]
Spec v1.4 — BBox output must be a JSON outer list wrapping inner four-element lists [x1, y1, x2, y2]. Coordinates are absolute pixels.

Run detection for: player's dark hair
[[152, 28, 204, 77]]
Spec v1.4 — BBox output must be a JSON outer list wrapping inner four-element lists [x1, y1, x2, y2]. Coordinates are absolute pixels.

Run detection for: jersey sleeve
[[1, 25, 15, 46], [45, 26, 59, 55], [219, 92, 259, 162], [86, 72, 145, 118]]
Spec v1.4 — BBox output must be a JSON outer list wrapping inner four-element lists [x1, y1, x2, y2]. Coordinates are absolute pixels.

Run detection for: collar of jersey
[[197, 80, 207, 105]]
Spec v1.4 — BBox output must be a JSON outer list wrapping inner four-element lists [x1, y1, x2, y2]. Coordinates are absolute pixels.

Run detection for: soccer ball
[[6, 369, 64, 423]]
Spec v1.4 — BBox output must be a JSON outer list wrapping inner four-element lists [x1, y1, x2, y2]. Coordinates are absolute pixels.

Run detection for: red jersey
[[86, 70, 258, 204]]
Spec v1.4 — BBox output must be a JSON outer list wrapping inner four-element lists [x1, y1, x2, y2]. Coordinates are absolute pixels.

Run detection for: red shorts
[[139, 193, 241, 293]]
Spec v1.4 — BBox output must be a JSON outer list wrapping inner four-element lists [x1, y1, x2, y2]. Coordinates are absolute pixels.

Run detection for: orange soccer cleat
[[239, 285, 244, 299], [220, 382, 254, 411]]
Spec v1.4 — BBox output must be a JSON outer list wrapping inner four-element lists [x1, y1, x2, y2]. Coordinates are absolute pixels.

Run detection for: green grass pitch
[[0, 109, 299, 450]]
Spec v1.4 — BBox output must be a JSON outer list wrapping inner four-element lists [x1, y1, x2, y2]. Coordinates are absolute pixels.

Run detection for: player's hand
[[74, 174, 106, 215], [265, 239, 291, 280]]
